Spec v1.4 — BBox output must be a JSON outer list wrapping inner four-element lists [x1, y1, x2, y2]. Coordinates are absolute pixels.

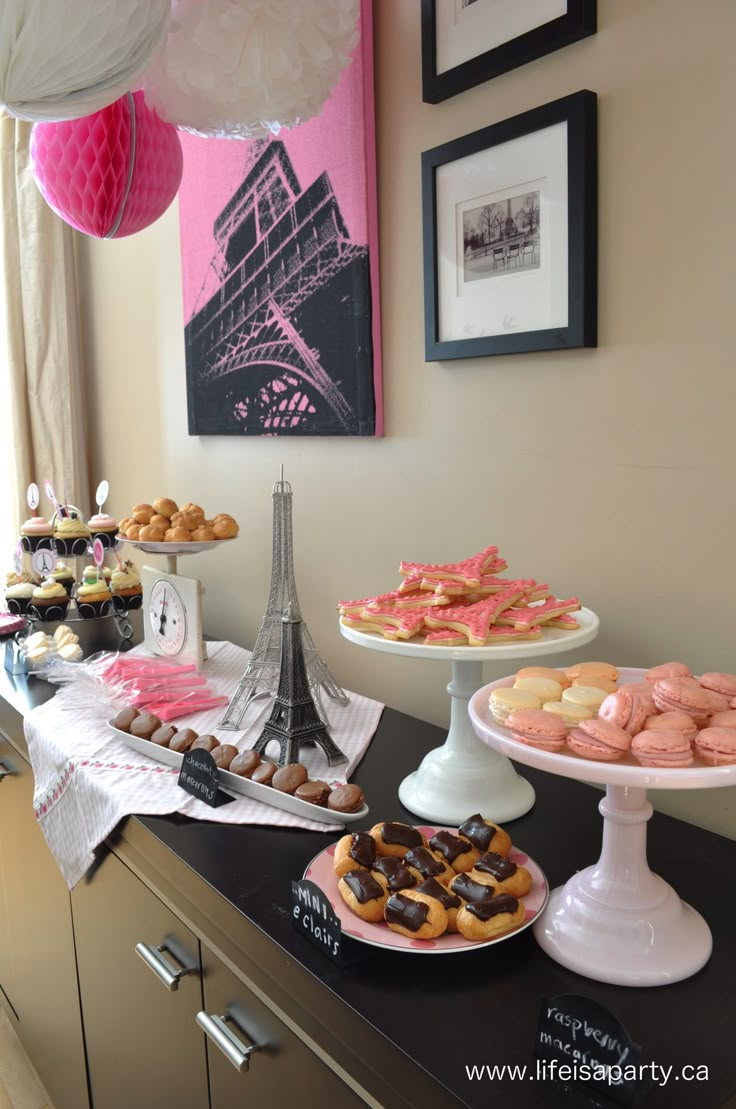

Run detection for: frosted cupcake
[[88, 512, 119, 548], [30, 578, 70, 621], [50, 561, 75, 595], [75, 569, 113, 618], [81, 564, 112, 586], [110, 561, 142, 611], [5, 575, 35, 615], [20, 515, 54, 552], [53, 509, 91, 556]]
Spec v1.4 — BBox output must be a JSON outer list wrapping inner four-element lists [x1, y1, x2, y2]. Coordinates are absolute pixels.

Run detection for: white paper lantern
[[143, 0, 360, 140], [0, 0, 171, 122]]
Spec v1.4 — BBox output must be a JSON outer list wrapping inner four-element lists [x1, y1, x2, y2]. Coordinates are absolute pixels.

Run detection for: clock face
[[148, 578, 188, 656]]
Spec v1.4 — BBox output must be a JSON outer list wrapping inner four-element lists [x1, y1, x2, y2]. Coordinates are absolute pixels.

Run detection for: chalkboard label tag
[[291, 879, 366, 967], [536, 995, 648, 1108], [178, 749, 234, 808]]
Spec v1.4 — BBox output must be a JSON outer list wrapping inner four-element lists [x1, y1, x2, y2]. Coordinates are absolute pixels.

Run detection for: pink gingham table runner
[[24, 641, 383, 888]]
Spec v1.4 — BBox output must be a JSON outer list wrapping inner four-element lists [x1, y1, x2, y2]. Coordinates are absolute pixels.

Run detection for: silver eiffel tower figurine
[[219, 467, 349, 730], [252, 603, 347, 767]]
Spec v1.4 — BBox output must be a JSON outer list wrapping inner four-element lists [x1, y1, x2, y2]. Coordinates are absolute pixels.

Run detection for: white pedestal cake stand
[[339, 607, 599, 825], [469, 667, 736, 987]]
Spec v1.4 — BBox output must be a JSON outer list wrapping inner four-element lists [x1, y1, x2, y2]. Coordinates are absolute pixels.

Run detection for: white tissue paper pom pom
[[144, 0, 361, 139], [0, 0, 171, 122]]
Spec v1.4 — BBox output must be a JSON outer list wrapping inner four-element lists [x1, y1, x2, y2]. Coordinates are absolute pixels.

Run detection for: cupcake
[[75, 569, 113, 618], [5, 577, 35, 615], [53, 508, 91, 556], [50, 561, 75, 595], [20, 515, 54, 552], [81, 564, 112, 585], [88, 512, 119, 548], [30, 578, 70, 622], [110, 561, 143, 611]]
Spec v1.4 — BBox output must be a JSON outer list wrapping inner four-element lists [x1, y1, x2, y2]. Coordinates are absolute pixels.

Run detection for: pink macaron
[[708, 710, 736, 730], [567, 718, 632, 762], [704, 689, 731, 714], [631, 729, 694, 768], [694, 727, 736, 766], [652, 678, 712, 723], [699, 672, 736, 699], [643, 711, 698, 745], [645, 661, 692, 683], [598, 689, 648, 736], [507, 708, 567, 753]]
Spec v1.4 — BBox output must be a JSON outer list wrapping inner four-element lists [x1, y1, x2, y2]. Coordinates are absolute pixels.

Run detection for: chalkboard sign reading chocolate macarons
[[536, 995, 646, 1108], [178, 748, 234, 808]]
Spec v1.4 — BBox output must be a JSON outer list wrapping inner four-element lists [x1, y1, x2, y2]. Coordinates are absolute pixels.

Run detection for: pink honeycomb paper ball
[[30, 90, 183, 239]]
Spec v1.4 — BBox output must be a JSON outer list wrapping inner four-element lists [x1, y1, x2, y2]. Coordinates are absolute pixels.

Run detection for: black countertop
[[2, 642, 735, 1109]]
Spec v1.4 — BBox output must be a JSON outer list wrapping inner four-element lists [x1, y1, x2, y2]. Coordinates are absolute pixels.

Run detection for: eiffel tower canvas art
[[176, 1, 382, 437]]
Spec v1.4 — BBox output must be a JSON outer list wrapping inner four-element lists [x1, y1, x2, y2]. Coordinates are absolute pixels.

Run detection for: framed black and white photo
[[422, 90, 597, 361], [421, 0, 596, 104]]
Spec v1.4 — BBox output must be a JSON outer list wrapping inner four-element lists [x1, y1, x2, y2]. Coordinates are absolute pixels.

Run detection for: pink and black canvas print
[[177, 2, 382, 437]]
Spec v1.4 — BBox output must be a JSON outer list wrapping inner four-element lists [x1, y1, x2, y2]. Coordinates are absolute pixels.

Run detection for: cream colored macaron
[[489, 687, 542, 725], [571, 675, 618, 694], [565, 661, 619, 682], [542, 700, 594, 727], [562, 685, 608, 713], [514, 676, 563, 702], [516, 665, 571, 689]]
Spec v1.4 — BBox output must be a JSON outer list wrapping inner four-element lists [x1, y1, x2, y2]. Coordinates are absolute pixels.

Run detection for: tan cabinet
[[199, 944, 364, 1109], [0, 733, 89, 1109], [71, 847, 210, 1109]]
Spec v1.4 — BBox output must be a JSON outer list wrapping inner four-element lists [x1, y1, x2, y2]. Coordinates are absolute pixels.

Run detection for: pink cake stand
[[469, 668, 736, 987], [339, 607, 599, 825]]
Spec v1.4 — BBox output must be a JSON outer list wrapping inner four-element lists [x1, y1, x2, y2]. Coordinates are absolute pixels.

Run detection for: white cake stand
[[469, 668, 736, 987], [339, 607, 599, 825]]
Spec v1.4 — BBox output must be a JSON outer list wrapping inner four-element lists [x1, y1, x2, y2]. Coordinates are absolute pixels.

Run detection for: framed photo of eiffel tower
[[177, 1, 382, 437]]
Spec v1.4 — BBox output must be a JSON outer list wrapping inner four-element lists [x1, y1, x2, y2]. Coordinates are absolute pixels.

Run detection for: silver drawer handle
[[196, 1011, 260, 1073], [135, 942, 192, 991], [0, 757, 15, 781]]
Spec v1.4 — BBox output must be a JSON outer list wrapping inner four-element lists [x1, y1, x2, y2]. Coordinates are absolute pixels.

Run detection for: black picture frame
[[421, 0, 597, 104], [422, 90, 597, 361]]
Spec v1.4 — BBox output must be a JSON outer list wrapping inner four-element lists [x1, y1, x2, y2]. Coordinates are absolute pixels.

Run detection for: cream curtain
[[0, 111, 89, 560]]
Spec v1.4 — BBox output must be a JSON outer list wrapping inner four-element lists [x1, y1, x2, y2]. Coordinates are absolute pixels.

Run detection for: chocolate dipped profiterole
[[338, 870, 388, 922], [456, 894, 525, 941], [458, 814, 512, 856], [449, 872, 497, 903], [370, 822, 425, 858], [471, 852, 532, 898], [372, 856, 417, 893], [404, 845, 455, 885], [333, 831, 377, 878], [415, 878, 462, 932], [428, 829, 479, 873], [384, 890, 447, 939]]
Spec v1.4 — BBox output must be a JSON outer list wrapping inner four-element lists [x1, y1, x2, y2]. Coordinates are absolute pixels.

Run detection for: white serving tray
[[107, 721, 368, 825]]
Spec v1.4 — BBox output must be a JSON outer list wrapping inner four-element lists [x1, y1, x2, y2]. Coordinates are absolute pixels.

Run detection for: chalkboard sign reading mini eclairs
[[536, 996, 647, 1108], [291, 879, 344, 963], [178, 748, 235, 809]]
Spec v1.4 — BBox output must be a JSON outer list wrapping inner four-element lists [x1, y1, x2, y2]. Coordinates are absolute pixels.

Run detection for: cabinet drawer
[[72, 848, 209, 1109], [0, 735, 88, 1109], [200, 945, 365, 1108]]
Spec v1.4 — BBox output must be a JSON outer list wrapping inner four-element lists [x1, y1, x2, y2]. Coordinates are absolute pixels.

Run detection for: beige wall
[[78, 0, 736, 837]]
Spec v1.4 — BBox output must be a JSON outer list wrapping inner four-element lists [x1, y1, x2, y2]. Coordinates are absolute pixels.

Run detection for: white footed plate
[[117, 537, 236, 556], [470, 668, 736, 789], [305, 827, 548, 953], [107, 722, 368, 825]]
